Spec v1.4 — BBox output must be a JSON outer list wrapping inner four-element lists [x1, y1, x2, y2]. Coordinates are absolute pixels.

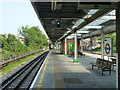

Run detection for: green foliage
[[1, 51, 44, 76], [97, 32, 116, 47], [97, 33, 116, 45], [1, 25, 48, 59], [92, 47, 101, 52], [1, 34, 30, 59], [18, 26, 48, 50], [94, 32, 116, 53]]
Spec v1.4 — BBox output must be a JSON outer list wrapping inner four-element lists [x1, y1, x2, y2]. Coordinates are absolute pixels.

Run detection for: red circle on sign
[[105, 43, 110, 54]]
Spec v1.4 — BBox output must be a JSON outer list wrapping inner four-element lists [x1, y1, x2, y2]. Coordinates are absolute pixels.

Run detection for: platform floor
[[30, 49, 116, 89]]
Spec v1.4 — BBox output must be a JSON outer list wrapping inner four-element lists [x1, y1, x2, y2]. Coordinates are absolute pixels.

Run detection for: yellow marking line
[[36, 55, 50, 88], [36, 85, 43, 86], [39, 56, 50, 84], [75, 54, 77, 55]]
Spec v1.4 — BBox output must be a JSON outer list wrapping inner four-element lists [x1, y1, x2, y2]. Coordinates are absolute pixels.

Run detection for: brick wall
[[62, 39, 80, 54]]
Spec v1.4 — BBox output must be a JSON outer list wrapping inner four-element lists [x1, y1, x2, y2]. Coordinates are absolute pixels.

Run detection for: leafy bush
[[0, 26, 48, 59]]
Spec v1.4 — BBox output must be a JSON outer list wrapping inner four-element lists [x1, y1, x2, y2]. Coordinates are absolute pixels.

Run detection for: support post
[[60, 41, 63, 54], [65, 38, 67, 56], [116, 2, 120, 88], [81, 35, 83, 52], [73, 32, 79, 63], [90, 37, 92, 50], [101, 31, 104, 59]]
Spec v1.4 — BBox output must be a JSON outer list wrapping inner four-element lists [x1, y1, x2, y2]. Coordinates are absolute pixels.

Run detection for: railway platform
[[30, 49, 116, 89]]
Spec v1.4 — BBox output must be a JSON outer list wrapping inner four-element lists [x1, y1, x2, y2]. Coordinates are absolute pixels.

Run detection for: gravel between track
[[0, 54, 41, 85]]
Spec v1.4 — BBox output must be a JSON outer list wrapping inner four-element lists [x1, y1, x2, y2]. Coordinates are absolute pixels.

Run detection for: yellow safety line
[[75, 54, 77, 55], [36, 85, 43, 86], [39, 56, 50, 84], [36, 55, 50, 90]]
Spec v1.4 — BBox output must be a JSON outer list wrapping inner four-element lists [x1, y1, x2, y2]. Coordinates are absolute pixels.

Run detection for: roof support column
[[81, 35, 83, 52], [90, 37, 93, 50], [65, 38, 67, 56], [73, 32, 79, 63], [101, 31, 104, 59], [116, 2, 120, 88], [60, 41, 63, 54]]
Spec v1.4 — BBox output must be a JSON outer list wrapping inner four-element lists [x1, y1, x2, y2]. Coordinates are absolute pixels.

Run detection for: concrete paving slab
[[31, 49, 116, 89], [55, 50, 116, 88]]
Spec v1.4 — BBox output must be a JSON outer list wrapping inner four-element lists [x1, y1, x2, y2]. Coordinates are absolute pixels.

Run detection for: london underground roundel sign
[[104, 38, 113, 56], [105, 43, 110, 54]]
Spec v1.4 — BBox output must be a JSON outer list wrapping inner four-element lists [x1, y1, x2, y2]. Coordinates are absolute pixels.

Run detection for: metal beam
[[57, 9, 111, 42], [44, 24, 72, 28], [46, 30, 66, 33], [48, 34, 64, 36], [82, 24, 116, 39], [39, 12, 86, 18], [78, 2, 117, 9], [75, 9, 111, 31]]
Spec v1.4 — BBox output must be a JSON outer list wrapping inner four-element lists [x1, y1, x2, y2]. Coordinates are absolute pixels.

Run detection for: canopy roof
[[31, 1, 117, 42]]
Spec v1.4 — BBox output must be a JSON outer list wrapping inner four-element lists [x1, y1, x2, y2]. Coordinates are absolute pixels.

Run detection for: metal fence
[[0, 49, 42, 63]]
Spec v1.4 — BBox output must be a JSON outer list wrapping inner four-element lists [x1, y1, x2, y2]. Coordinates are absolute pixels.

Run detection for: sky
[[0, 0, 48, 38]]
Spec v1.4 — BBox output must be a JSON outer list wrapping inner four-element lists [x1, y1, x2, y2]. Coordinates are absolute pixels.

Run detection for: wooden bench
[[68, 52, 85, 57], [90, 58, 113, 75], [78, 52, 85, 57], [69, 52, 74, 57], [110, 58, 116, 70]]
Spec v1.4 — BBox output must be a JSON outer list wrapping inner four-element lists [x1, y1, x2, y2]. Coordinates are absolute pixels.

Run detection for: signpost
[[104, 38, 113, 60]]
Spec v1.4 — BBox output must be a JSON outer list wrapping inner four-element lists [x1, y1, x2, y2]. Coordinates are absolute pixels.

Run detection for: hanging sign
[[104, 38, 113, 56]]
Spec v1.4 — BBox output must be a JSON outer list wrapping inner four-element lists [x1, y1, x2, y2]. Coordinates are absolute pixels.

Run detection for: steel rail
[[0, 51, 49, 90]]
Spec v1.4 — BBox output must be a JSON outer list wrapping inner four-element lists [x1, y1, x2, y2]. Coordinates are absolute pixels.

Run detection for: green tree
[[0, 25, 48, 59], [18, 26, 48, 50]]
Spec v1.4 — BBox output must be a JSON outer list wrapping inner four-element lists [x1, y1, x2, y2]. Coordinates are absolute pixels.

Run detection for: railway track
[[0, 51, 49, 90]]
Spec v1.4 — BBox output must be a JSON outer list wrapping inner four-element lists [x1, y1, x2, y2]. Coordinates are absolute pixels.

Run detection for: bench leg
[[102, 70, 104, 75], [84, 54, 85, 57], [92, 65, 93, 70], [98, 67, 99, 70], [113, 65, 114, 70], [109, 69, 111, 75]]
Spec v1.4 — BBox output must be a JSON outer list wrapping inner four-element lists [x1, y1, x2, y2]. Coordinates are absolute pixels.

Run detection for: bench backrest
[[96, 58, 112, 68], [110, 58, 116, 64], [69, 52, 74, 55], [96, 58, 102, 64]]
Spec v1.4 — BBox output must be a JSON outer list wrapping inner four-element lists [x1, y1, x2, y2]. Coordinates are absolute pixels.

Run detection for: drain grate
[[64, 78, 81, 84]]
